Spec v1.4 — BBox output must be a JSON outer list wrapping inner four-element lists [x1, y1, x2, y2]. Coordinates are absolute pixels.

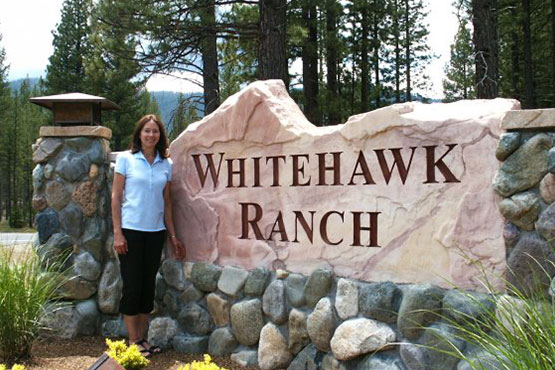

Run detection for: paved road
[[0, 233, 37, 246]]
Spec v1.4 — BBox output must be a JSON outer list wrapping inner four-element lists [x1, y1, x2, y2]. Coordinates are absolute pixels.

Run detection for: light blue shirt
[[115, 150, 172, 232]]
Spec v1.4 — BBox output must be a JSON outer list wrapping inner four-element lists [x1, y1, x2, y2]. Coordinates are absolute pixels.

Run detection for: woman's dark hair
[[129, 114, 169, 158]]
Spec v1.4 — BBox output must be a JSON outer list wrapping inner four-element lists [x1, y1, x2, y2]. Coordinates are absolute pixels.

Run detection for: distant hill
[[150, 91, 204, 128], [10, 77, 41, 92]]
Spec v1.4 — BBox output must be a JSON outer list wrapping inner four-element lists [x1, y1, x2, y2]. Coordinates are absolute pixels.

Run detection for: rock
[[231, 350, 258, 367], [536, 203, 555, 244], [101, 318, 128, 338], [540, 173, 555, 203], [419, 322, 467, 370], [177, 302, 213, 335], [173, 334, 209, 354], [163, 289, 181, 314], [442, 289, 495, 325], [217, 265, 249, 296], [73, 251, 101, 281], [56, 151, 90, 182], [191, 263, 222, 292], [495, 132, 520, 161], [244, 267, 271, 296], [285, 273, 307, 307], [507, 232, 555, 296], [89, 163, 99, 179], [206, 293, 230, 327], [147, 317, 179, 349], [495, 295, 527, 335], [36, 208, 60, 244], [397, 284, 444, 339], [44, 163, 54, 179], [41, 305, 79, 339], [503, 221, 521, 257], [155, 273, 167, 301], [399, 343, 427, 370], [263, 279, 287, 324], [498, 190, 542, 231], [230, 299, 264, 345], [335, 278, 359, 320], [72, 181, 98, 216], [86, 139, 107, 164], [179, 281, 204, 304], [258, 323, 293, 370], [287, 344, 324, 370], [208, 327, 238, 357], [98, 260, 122, 314], [551, 278, 555, 299], [33, 138, 63, 163], [33, 164, 44, 191], [288, 308, 310, 355], [330, 318, 396, 361], [457, 348, 507, 370], [45, 180, 71, 211], [65, 137, 93, 153], [549, 147, 555, 173], [183, 262, 194, 280], [81, 217, 104, 260], [307, 298, 337, 352], [359, 281, 402, 323], [74, 299, 100, 336], [59, 202, 83, 242], [37, 232, 72, 265], [303, 269, 333, 308], [321, 354, 352, 370], [356, 353, 404, 370], [276, 269, 289, 279], [32, 195, 47, 211], [162, 259, 186, 290], [59, 276, 97, 300], [493, 133, 552, 197]]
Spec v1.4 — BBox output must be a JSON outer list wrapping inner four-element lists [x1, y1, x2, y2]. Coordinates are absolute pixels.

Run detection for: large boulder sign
[[170, 80, 519, 291]]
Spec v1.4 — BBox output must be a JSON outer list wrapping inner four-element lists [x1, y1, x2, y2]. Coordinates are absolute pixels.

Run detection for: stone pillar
[[493, 109, 555, 296], [32, 125, 121, 337]]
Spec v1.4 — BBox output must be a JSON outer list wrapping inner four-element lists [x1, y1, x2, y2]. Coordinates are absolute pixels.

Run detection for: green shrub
[[106, 339, 149, 370], [178, 354, 228, 370], [0, 246, 65, 361]]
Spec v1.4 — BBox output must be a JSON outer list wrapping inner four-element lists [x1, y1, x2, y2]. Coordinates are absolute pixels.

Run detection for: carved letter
[[374, 147, 416, 184], [267, 211, 289, 242], [226, 158, 246, 188], [266, 155, 287, 187], [423, 144, 461, 183], [239, 202, 264, 240], [317, 152, 343, 186], [348, 151, 376, 185], [320, 211, 344, 245], [252, 157, 262, 187], [291, 154, 311, 186], [192, 153, 224, 190], [293, 210, 315, 243], [351, 212, 380, 247]]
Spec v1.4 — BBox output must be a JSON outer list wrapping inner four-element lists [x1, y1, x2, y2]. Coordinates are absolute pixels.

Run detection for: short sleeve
[[115, 152, 128, 176], [167, 158, 173, 182]]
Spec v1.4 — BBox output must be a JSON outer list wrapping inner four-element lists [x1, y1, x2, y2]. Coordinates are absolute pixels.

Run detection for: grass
[[0, 220, 36, 234], [0, 246, 66, 362]]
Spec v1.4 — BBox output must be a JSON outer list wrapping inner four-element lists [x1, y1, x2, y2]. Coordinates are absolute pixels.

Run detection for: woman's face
[[140, 120, 160, 150]]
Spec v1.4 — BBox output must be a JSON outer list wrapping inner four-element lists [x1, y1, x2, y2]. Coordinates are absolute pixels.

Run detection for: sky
[[0, 0, 458, 99]]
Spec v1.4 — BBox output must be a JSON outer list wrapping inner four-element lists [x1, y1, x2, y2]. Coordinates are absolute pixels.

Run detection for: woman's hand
[[114, 232, 128, 255], [170, 236, 186, 260]]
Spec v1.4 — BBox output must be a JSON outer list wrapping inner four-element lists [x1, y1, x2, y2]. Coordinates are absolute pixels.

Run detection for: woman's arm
[[164, 182, 186, 260], [112, 172, 128, 254]]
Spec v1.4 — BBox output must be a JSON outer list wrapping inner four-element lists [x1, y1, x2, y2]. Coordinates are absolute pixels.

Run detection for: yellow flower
[[0, 364, 6, 370], [12, 366, 26, 370]]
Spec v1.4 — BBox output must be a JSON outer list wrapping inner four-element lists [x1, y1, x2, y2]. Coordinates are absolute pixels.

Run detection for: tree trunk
[[326, 0, 339, 125], [302, 0, 320, 124], [510, 1, 521, 101], [360, 1, 370, 111], [472, 0, 499, 98], [404, 0, 411, 102], [393, 0, 401, 102], [522, 0, 535, 108], [372, 9, 381, 108], [200, 0, 221, 115], [259, 0, 288, 84]]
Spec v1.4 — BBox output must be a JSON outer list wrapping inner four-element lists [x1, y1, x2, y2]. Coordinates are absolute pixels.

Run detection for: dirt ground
[[9, 336, 260, 370]]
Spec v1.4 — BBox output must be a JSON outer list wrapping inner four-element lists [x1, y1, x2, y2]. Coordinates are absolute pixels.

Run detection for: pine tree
[[443, 0, 476, 101], [45, 0, 93, 94], [0, 32, 10, 222]]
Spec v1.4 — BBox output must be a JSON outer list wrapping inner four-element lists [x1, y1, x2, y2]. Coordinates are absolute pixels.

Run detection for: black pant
[[118, 228, 165, 315]]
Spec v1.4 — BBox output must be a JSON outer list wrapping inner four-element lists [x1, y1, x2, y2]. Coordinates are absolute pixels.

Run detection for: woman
[[111, 114, 185, 357]]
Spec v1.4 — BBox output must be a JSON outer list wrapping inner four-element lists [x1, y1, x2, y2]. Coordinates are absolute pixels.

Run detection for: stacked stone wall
[[493, 110, 555, 296], [31, 127, 121, 338]]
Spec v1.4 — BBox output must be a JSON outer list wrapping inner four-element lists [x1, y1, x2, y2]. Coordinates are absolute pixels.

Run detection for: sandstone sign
[[170, 80, 520, 291]]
